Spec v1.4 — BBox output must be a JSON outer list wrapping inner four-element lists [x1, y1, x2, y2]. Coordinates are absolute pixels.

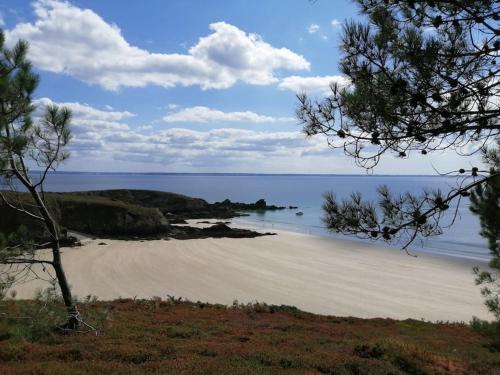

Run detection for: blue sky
[[1, 0, 477, 173]]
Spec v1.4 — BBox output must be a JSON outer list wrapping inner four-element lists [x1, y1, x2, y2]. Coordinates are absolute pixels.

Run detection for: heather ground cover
[[1, 299, 498, 374]]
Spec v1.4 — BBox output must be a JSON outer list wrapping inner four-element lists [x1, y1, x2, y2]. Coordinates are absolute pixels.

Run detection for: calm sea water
[[39, 172, 489, 262]]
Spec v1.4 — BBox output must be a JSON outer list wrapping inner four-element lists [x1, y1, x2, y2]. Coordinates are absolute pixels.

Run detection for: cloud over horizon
[[33, 98, 331, 171], [27, 97, 478, 174]]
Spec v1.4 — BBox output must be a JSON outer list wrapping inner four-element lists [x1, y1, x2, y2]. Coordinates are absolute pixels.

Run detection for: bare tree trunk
[[51, 239, 78, 329], [28, 186, 78, 329]]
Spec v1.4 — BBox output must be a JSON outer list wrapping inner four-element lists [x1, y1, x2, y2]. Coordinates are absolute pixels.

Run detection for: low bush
[[470, 317, 500, 352], [0, 283, 110, 343]]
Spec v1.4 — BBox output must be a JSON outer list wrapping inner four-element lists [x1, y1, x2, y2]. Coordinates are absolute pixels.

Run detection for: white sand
[[10, 223, 491, 322]]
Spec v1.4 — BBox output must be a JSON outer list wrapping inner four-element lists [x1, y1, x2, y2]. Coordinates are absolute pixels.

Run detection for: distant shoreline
[[32, 171, 460, 178]]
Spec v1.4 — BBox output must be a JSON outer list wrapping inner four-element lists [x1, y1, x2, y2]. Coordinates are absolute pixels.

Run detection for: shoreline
[[232, 217, 491, 267], [10, 222, 491, 322]]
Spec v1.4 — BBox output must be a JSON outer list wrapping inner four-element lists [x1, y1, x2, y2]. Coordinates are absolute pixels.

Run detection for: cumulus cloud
[[307, 24, 320, 34], [6, 0, 310, 90], [163, 106, 294, 123], [279, 75, 350, 95], [35, 98, 135, 122], [33, 97, 134, 138]]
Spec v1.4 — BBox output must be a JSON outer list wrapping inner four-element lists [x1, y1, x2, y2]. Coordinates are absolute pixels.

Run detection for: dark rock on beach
[[170, 223, 275, 240]]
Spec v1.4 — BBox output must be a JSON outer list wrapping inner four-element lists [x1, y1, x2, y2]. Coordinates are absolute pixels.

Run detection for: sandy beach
[[9, 220, 491, 323], [11, 220, 491, 322]]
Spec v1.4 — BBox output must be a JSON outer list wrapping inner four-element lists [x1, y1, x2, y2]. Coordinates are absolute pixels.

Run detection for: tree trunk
[[51, 239, 79, 330], [27, 186, 79, 329]]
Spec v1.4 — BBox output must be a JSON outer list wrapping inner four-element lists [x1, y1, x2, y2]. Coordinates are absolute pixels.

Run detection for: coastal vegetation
[[298, 0, 499, 334], [73, 189, 291, 222], [470, 141, 500, 344], [0, 31, 78, 329], [0, 189, 280, 240], [0, 1, 498, 372], [298, 0, 499, 247], [0, 298, 499, 374]]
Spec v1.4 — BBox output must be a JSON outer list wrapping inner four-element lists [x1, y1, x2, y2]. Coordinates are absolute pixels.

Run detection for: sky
[[0, 0, 480, 174]]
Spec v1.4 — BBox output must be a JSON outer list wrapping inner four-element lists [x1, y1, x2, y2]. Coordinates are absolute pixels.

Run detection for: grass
[[0, 299, 499, 374]]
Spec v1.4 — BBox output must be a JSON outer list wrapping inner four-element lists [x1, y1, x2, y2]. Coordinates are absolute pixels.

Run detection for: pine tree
[[0, 30, 79, 329], [471, 140, 500, 319], [298, 0, 499, 249]]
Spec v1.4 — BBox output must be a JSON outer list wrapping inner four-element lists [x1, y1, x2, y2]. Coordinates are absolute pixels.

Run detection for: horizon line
[[37, 171, 453, 177]]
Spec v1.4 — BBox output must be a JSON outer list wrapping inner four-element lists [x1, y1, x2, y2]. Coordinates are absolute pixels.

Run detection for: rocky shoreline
[[0, 189, 294, 242]]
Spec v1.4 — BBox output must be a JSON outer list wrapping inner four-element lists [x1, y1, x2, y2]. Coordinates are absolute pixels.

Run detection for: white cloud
[[6, 0, 310, 90], [32, 98, 331, 171], [331, 19, 341, 28], [137, 124, 154, 131], [0, 13, 5, 27], [33, 97, 135, 139], [30, 98, 482, 174], [34, 98, 135, 122], [163, 106, 294, 123], [307, 24, 320, 34], [279, 75, 350, 95]]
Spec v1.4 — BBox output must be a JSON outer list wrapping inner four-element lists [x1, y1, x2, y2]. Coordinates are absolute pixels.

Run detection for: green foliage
[[0, 226, 36, 295], [322, 185, 458, 247], [0, 193, 56, 240], [470, 317, 500, 352], [471, 143, 500, 264], [0, 192, 169, 239], [78, 189, 209, 214], [299, 1, 498, 168], [470, 141, 500, 323], [297, 0, 499, 249], [0, 227, 34, 267], [12, 283, 68, 342], [0, 29, 72, 179], [0, 29, 77, 329], [0, 283, 110, 343], [54, 193, 168, 237]]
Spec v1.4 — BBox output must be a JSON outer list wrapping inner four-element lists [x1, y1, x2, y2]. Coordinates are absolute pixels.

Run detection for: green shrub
[[0, 283, 110, 343], [470, 317, 500, 352]]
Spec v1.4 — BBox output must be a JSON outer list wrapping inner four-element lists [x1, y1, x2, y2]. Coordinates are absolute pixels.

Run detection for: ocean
[[36, 172, 490, 263]]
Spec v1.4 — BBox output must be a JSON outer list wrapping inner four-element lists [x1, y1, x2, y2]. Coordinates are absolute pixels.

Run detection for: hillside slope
[[0, 299, 498, 374]]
